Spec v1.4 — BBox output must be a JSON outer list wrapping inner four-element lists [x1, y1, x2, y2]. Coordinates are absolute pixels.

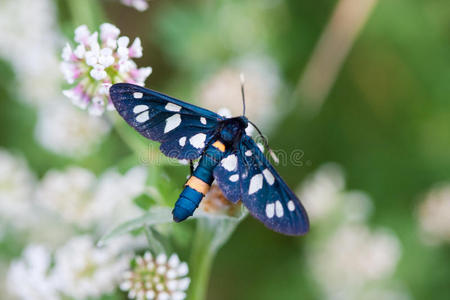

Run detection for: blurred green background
[[1, 0, 449, 299]]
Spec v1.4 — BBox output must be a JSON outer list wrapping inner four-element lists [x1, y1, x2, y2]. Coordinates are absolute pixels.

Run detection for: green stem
[[108, 112, 148, 159], [187, 215, 244, 300], [66, 0, 105, 28], [188, 218, 217, 300]]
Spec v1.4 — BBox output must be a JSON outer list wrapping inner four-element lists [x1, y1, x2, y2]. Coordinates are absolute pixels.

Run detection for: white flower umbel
[[120, 252, 190, 300], [35, 102, 110, 157], [61, 23, 152, 115], [297, 163, 345, 222], [36, 166, 147, 230], [308, 224, 402, 299], [36, 167, 98, 227], [0, 0, 60, 106], [52, 235, 131, 299], [93, 166, 148, 231], [198, 55, 281, 127], [0, 148, 36, 228], [7, 245, 59, 300], [418, 183, 450, 244], [121, 0, 150, 11], [297, 163, 372, 224]]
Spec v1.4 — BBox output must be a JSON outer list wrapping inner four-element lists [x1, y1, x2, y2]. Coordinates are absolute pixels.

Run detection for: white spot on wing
[[221, 154, 237, 171], [287, 200, 295, 211], [179, 137, 186, 147], [275, 200, 284, 217], [266, 203, 275, 218], [164, 114, 181, 133], [165, 103, 181, 112], [248, 174, 263, 195], [262, 169, 275, 185], [136, 111, 149, 123], [189, 133, 206, 149], [229, 174, 239, 182], [245, 123, 255, 136], [133, 104, 148, 114], [133, 92, 143, 99], [200, 117, 207, 125], [245, 150, 252, 157]]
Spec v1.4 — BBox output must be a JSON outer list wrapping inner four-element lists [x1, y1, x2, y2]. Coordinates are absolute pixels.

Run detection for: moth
[[109, 82, 309, 235]]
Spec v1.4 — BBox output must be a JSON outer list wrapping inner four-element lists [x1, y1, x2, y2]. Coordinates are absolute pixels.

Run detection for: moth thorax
[[220, 122, 242, 143]]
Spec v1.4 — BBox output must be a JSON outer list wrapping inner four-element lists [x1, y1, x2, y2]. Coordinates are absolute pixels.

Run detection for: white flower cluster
[[7, 236, 132, 300], [309, 224, 402, 299], [1, 148, 153, 299], [0, 0, 112, 157], [0, 0, 60, 106], [36, 166, 147, 231], [0, 148, 36, 229], [418, 183, 450, 244], [120, 252, 190, 300], [53, 236, 131, 299], [7, 245, 59, 300], [34, 103, 111, 156], [297, 163, 372, 224], [121, 0, 150, 11], [61, 23, 152, 115], [300, 164, 407, 300], [297, 163, 345, 222]]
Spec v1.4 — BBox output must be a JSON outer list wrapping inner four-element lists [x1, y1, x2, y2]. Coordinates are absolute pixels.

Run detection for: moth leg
[[181, 160, 195, 188], [189, 160, 194, 176]]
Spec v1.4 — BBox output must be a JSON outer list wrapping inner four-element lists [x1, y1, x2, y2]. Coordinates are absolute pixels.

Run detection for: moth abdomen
[[173, 185, 204, 222], [172, 140, 228, 222]]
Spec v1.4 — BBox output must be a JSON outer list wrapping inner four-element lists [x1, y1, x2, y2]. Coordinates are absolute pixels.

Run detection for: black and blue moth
[[109, 83, 309, 236]]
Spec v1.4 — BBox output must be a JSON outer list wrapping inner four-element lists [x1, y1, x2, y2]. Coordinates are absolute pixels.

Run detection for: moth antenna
[[248, 120, 279, 164], [269, 149, 280, 164], [240, 73, 246, 116]]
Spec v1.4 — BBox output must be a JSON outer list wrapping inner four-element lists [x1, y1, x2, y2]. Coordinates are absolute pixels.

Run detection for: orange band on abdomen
[[186, 176, 210, 195], [212, 141, 226, 152]]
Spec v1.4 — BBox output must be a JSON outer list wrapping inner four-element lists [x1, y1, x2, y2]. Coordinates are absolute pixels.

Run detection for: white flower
[[360, 288, 412, 300], [34, 103, 111, 157], [93, 166, 148, 230], [36, 166, 98, 228], [418, 183, 450, 244], [7, 245, 59, 300], [120, 252, 190, 300], [0, 261, 8, 296], [121, 0, 150, 11], [61, 23, 152, 115], [297, 163, 372, 224], [52, 235, 131, 299], [36, 166, 147, 230], [308, 224, 402, 299], [0, 148, 36, 228], [197, 55, 281, 127], [297, 163, 345, 222], [0, 0, 61, 106]]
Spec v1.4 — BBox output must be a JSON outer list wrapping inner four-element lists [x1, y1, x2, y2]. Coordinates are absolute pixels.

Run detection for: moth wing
[[110, 83, 223, 160], [213, 150, 245, 204], [214, 135, 309, 235]]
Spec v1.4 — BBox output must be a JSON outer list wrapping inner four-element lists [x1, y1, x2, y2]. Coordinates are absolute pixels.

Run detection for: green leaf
[[133, 193, 157, 210], [97, 206, 173, 247], [143, 226, 167, 255]]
